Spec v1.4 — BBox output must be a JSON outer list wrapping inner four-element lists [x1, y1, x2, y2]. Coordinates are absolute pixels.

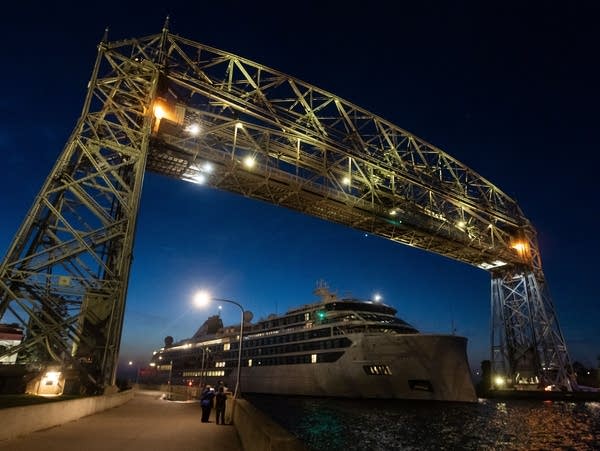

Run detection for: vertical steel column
[[0, 33, 161, 392]]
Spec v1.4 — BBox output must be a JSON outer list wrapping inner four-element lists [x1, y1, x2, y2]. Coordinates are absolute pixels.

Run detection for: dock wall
[[232, 398, 307, 451], [0, 389, 134, 442]]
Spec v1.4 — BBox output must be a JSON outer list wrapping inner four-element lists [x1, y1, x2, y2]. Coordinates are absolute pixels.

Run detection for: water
[[245, 395, 600, 450]]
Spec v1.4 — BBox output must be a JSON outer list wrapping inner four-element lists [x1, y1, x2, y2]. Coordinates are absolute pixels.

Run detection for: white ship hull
[[239, 333, 476, 402]]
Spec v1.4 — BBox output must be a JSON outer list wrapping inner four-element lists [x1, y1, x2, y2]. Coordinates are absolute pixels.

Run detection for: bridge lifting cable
[[0, 20, 573, 393]]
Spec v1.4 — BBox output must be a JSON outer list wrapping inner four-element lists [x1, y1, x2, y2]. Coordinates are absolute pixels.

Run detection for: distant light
[[194, 291, 211, 308], [128, 361, 133, 366], [494, 376, 505, 387], [374, 293, 382, 302], [342, 177, 351, 186], [244, 156, 255, 168], [203, 162, 213, 173], [457, 220, 467, 229], [364, 233, 368, 237], [389, 209, 397, 216], [235, 122, 244, 130], [149, 362, 156, 367], [185, 123, 201, 136]]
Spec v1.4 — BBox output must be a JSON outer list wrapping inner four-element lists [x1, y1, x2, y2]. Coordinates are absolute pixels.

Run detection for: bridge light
[[494, 376, 505, 387], [457, 220, 467, 229], [203, 162, 213, 173], [244, 156, 255, 168], [185, 123, 201, 136], [389, 209, 397, 216], [235, 122, 244, 130], [511, 241, 527, 254], [374, 293, 382, 302], [342, 177, 351, 186], [191, 174, 206, 184], [153, 104, 166, 119]]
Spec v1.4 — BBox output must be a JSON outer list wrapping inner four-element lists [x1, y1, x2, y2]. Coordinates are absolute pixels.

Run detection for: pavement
[[0, 389, 243, 451]]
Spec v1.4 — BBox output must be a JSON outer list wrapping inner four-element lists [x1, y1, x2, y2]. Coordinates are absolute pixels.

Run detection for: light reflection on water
[[246, 395, 600, 450]]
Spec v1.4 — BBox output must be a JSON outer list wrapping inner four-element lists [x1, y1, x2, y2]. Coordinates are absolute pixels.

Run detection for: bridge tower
[[0, 21, 572, 393]]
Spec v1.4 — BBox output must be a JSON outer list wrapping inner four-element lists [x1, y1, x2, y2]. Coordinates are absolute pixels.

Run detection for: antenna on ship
[[314, 279, 337, 303]]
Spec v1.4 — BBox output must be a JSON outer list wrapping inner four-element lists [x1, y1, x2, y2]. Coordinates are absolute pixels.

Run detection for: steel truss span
[[0, 22, 573, 393]]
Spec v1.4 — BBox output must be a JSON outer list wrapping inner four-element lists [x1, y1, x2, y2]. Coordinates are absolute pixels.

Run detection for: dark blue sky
[[1, 1, 599, 371]]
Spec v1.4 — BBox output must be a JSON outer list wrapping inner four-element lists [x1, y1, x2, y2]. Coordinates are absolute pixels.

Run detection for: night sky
[[1, 1, 599, 373]]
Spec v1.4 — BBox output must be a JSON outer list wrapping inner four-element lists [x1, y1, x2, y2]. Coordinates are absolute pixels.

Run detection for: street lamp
[[194, 291, 245, 398], [127, 361, 139, 384]]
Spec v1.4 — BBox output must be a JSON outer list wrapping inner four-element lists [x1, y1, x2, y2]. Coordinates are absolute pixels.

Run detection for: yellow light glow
[[342, 177, 351, 185], [457, 221, 466, 229], [235, 122, 244, 130], [153, 104, 166, 120], [511, 242, 527, 253], [494, 376, 505, 387], [44, 371, 61, 384], [390, 209, 397, 216], [244, 156, 255, 168]]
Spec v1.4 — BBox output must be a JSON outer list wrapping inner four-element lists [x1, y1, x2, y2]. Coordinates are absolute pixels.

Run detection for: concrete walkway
[[0, 390, 242, 451]]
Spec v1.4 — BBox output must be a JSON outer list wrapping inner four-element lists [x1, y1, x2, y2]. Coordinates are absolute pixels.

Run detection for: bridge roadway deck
[[0, 390, 242, 451]]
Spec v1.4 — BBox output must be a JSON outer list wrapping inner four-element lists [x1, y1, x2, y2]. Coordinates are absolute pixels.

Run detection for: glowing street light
[[194, 291, 245, 398], [128, 361, 139, 384]]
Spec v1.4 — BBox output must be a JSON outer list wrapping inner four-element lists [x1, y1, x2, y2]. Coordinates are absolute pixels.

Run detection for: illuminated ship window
[[215, 361, 226, 368], [248, 359, 253, 367], [362, 365, 392, 376], [311, 354, 317, 363], [304, 313, 310, 321], [408, 380, 433, 392], [224, 343, 230, 351]]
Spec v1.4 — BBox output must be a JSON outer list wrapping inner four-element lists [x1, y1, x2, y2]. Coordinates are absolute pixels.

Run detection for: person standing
[[214, 386, 227, 425], [200, 385, 215, 422]]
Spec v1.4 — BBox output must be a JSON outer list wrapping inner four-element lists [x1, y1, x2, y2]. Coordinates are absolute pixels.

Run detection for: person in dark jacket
[[200, 385, 215, 422], [214, 386, 227, 425]]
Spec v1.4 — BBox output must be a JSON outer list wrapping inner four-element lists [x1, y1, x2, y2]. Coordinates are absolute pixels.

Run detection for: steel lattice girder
[[0, 26, 572, 391], [0, 35, 160, 391]]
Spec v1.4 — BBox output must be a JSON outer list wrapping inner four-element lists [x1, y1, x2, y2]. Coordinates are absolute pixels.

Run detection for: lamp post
[[200, 347, 211, 386], [128, 361, 139, 385], [194, 292, 245, 399]]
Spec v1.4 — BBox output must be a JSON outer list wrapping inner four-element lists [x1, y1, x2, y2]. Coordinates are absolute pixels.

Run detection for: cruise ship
[[147, 285, 477, 402]]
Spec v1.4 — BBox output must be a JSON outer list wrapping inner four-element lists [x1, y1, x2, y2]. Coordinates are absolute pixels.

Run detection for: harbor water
[[246, 395, 600, 450]]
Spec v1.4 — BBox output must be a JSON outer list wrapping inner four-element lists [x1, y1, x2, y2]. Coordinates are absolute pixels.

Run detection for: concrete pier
[[0, 390, 242, 451]]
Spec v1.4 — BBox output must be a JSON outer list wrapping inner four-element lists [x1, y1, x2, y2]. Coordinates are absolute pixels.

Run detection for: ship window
[[215, 361, 226, 368], [362, 365, 393, 376], [304, 312, 310, 321], [248, 359, 253, 367], [224, 343, 230, 351], [408, 380, 433, 392], [311, 354, 317, 363]]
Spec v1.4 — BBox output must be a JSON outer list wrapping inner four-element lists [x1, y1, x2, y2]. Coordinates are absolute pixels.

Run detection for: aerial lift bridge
[[0, 21, 572, 394]]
